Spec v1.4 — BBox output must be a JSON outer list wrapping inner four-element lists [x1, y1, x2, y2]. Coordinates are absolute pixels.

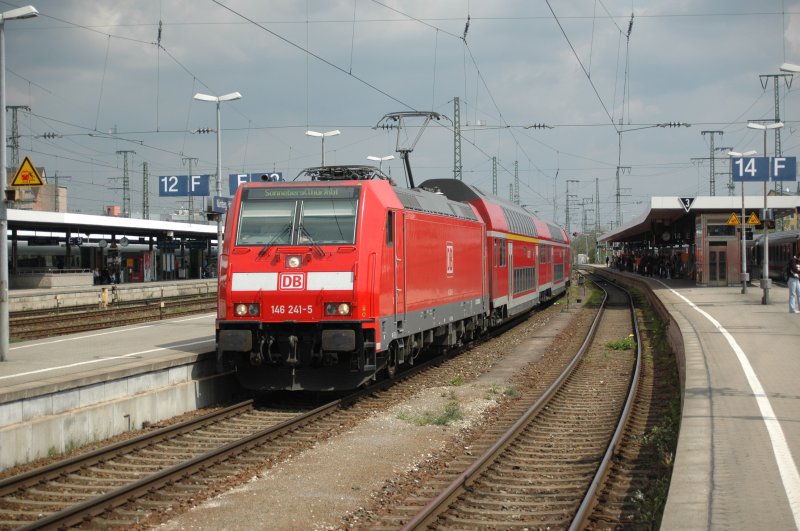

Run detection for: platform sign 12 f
[[158, 174, 211, 196]]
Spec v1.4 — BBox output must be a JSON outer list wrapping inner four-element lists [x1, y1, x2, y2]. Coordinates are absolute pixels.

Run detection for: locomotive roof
[[256, 166, 478, 222], [296, 165, 395, 184]]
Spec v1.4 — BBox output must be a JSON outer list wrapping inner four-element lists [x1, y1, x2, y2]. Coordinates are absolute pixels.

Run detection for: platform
[[8, 278, 217, 312], [592, 266, 800, 530], [0, 312, 229, 469]]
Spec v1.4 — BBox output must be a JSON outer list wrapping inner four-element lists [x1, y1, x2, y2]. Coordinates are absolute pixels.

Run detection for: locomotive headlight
[[286, 255, 302, 268], [324, 302, 351, 316], [234, 303, 260, 317]]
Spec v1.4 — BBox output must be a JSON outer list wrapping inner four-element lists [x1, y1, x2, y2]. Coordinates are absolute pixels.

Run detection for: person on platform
[[787, 255, 800, 313]]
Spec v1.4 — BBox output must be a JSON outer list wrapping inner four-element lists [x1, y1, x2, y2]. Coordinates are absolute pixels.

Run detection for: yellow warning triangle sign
[[726, 212, 740, 225], [11, 156, 44, 186], [747, 212, 760, 225]]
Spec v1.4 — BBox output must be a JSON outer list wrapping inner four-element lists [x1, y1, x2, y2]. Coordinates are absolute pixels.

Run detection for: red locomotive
[[216, 165, 571, 391]]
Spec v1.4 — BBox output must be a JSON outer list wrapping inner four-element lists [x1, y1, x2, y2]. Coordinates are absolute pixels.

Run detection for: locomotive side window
[[386, 211, 394, 246]]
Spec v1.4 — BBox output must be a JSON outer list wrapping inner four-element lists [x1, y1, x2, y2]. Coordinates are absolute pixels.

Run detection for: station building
[[598, 195, 800, 286]]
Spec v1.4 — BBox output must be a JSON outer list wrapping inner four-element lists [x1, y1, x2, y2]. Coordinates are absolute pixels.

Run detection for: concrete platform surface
[[0, 312, 219, 469], [0, 313, 216, 402]]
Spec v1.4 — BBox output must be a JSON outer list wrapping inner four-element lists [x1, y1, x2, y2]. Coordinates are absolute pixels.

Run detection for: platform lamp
[[305, 130, 340, 167], [747, 121, 784, 304], [192, 91, 242, 261], [367, 155, 394, 173], [729, 149, 758, 295], [780, 63, 800, 74], [0, 5, 39, 363]]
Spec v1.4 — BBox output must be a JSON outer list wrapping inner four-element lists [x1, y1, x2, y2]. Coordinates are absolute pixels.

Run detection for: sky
[[4, 0, 800, 231]]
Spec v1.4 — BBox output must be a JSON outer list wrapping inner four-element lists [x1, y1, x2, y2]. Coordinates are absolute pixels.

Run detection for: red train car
[[418, 179, 571, 321], [216, 166, 569, 392]]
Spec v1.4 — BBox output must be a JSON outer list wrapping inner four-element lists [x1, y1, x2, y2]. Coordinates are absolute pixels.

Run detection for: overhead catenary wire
[[94, 35, 111, 132], [212, 0, 417, 112], [545, 0, 619, 132]]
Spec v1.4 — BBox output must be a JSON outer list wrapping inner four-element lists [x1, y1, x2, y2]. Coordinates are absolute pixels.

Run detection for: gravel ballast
[[156, 300, 584, 530]]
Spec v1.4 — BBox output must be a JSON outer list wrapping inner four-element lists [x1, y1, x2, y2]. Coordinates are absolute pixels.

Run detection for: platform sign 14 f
[[731, 157, 796, 182], [158, 174, 211, 196]]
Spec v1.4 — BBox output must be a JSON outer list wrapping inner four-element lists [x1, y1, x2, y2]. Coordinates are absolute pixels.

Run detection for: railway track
[[0, 399, 336, 530], [369, 276, 645, 529], [9, 295, 216, 341]]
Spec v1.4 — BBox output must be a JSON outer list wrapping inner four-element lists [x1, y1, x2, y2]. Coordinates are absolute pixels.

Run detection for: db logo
[[279, 272, 305, 290]]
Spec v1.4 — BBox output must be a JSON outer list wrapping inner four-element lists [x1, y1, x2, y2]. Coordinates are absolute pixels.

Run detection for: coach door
[[392, 211, 406, 328], [507, 241, 514, 302]]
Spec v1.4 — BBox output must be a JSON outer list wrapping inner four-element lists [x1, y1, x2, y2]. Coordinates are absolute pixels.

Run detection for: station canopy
[[598, 195, 800, 247], [8, 209, 216, 241]]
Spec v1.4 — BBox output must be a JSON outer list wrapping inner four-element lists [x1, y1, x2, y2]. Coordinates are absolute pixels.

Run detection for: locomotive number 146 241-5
[[270, 304, 314, 315]]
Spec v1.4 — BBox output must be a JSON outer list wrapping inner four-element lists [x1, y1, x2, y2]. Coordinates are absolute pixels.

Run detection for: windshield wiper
[[257, 225, 292, 258], [299, 225, 325, 257]]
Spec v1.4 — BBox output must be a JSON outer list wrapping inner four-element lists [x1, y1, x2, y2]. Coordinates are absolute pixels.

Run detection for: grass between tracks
[[630, 287, 680, 528], [582, 277, 680, 527]]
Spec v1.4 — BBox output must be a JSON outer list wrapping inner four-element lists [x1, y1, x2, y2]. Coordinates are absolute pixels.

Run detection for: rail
[[12, 400, 340, 530], [400, 276, 642, 529]]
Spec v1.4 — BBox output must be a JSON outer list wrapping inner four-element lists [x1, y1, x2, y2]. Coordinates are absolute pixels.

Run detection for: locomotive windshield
[[236, 186, 359, 246]]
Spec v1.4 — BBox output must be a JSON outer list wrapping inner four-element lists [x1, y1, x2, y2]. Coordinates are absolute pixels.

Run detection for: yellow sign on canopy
[[11, 156, 44, 186]]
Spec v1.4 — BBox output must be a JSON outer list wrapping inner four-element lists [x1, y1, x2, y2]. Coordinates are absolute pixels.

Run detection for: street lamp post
[[193, 91, 242, 261], [747, 121, 784, 304], [305, 130, 340, 167], [729, 149, 758, 294], [367, 155, 394, 173], [0, 5, 38, 363]]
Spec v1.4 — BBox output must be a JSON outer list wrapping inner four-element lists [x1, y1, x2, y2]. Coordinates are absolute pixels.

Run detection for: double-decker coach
[[418, 179, 571, 325]]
